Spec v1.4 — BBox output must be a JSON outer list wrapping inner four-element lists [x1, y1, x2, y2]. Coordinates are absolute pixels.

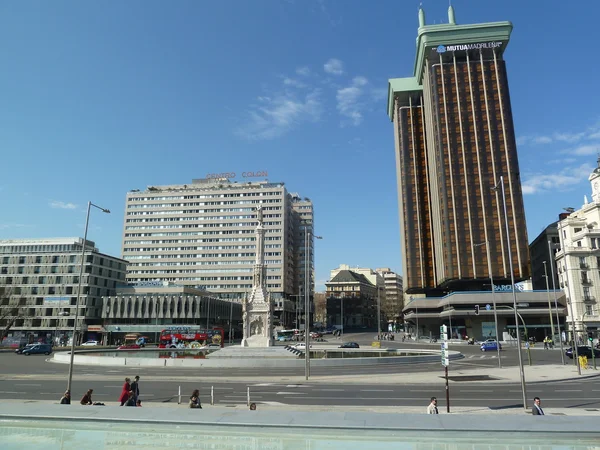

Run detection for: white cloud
[[570, 143, 600, 155], [336, 76, 369, 126], [518, 122, 600, 147], [236, 90, 322, 140], [0, 223, 33, 230], [50, 200, 78, 210], [296, 66, 310, 76], [522, 163, 594, 195], [324, 58, 344, 75], [282, 77, 306, 88]]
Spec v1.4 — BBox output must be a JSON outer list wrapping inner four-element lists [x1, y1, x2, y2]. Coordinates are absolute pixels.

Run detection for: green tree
[[0, 286, 25, 342]]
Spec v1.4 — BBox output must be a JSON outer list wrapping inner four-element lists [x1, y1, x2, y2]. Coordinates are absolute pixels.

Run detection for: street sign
[[486, 304, 491, 311], [441, 344, 449, 367], [440, 325, 448, 334]]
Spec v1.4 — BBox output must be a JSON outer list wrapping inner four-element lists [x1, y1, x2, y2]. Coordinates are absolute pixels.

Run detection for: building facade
[[530, 220, 564, 291], [387, 6, 530, 297], [555, 161, 600, 339], [101, 283, 242, 345], [376, 268, 404, 324], [325, 269, 377, 329], [121, 177, 313, 328], [0, 238, 127, 346]]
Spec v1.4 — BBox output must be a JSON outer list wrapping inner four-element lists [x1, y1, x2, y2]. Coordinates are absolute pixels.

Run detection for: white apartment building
[[555, 160, 600, 339], [376, 268, 404, 323], [121, 178, 314, 327], [0, 238, 127, 346]]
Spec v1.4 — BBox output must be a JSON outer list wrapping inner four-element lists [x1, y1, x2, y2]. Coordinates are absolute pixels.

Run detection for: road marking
[[251, 383, 275, 387], [361, 389, 394, 392], [104, 386, 124, 388], [458, 389, 489, 392], [276, 392, 303, 395], [0, 391, 26, 394], [319, 389, 344, 391], [259, 401, 287, 405], [40, 392, 64, 395], [15, 383, 42, 386], [554, 389, 582, 392]]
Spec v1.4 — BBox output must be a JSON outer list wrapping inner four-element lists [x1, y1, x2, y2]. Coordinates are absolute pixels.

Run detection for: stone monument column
[[241, 206, 273, 347]]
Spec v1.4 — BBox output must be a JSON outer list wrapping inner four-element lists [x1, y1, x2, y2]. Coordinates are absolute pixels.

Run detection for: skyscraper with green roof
[[387, 6, 529, 297]]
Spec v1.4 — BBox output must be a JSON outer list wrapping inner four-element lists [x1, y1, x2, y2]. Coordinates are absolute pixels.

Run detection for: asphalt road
[[1, 374, 600, 409], [0, 334, 594, 408], [0, 333, 572, 378]]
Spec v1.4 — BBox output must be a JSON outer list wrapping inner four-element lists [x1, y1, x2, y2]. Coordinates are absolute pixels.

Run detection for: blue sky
[[1, 1, 599, 291]]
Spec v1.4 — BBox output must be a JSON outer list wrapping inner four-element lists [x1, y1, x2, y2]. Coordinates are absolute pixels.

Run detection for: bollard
[[247, 386, 250, 406], [211, 386, 214, 405], [178, 386, 181, 405]]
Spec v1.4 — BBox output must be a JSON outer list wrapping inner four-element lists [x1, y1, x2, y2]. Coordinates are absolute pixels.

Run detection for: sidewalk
[[2, 398, 599, 416], [2, 363, 597, 385]]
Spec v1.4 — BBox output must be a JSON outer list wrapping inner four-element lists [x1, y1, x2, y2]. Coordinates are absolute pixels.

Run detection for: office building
[[325, 268, 377, 329], [386, 6, 530, 296], [530, 220, 565, 291], [376, 268, 404, 324], [0, 238, 127, 345], [555, 160, 600, 338], [121, 177, 314, 327]]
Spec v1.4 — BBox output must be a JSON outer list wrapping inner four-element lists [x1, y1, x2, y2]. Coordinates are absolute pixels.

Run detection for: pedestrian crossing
[[465, 355, 498, 359]]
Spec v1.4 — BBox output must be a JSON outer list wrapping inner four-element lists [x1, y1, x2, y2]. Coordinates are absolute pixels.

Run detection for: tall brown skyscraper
[[387, 6, 530, 295]]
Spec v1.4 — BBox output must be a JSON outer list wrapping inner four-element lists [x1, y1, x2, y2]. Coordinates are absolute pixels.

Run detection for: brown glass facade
[[393, 45, 530, 294]]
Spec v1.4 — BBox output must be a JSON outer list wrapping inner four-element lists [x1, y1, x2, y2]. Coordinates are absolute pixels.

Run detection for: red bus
[[158, 326, 224, 349]]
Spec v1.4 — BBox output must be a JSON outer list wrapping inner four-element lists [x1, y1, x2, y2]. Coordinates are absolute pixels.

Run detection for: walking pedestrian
[[130, 375, 140, 403], [532, 397, 545, 415], [59, 390, 71, 404], [427, 397, 439, 414], [119, 377, 131, 406]]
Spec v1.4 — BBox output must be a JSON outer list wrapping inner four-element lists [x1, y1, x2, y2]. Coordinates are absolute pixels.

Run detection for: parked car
[[480, 341, 502, 352], [339, 342, 360, 349], [565, 346, 600, 359], [15, 344, 35, 354], [81, 340, 99, 347], [21, 343, 53, 356]]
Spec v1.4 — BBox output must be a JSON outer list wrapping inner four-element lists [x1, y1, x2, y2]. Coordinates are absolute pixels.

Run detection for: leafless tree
[[0, 286, 25, 342], [313, 292, 327, 324]]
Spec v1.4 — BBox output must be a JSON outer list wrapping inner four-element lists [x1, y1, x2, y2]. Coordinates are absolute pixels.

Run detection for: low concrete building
[[101, 282, 242, 344], [403, 287, 567, 341]]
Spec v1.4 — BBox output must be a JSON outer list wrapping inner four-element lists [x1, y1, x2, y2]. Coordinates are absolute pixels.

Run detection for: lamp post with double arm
[[67, 201, 110, 393], [492, 176, 527, 409]]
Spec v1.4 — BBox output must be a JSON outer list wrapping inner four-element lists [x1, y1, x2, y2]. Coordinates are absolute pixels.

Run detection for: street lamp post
[[67, 201, 110, 392], [229, 300, 234, 345], [567, 296, 581, 375], [494, 176, 527, 409], [581, 309, 597, 369], [304, 226, 322, 380], [547, 240, 565, 365], [474, 241, 502, 368], [377, 283, 382, 340], [542, 261, 556, 347]]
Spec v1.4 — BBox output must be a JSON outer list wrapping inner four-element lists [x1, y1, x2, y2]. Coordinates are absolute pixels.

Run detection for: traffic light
[[474, 305, 480, 316], [588, 332, 594, 342]]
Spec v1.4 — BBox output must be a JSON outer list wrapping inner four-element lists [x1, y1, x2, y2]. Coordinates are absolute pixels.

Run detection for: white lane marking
[[104, 386, 124, 388], [251, 383, 275, 387], [15, 384, 42, 386], [361, 389, 394, 392], [40, 392, 64, 395], [260, 401, 287, 405], [275, 392, 304, 395], [0, 391, 26, 394], [319, 389, 344, 391], [554, 389, 582, 392]]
